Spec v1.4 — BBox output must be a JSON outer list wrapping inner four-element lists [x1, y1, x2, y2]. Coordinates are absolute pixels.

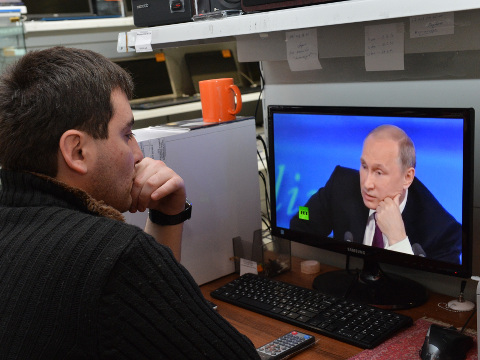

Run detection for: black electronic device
[[420, 324, 473, 360], [114, 55, 177, 107], [211, 273, 413, 349], [23, 0, 94, 20], [184, 50, 242, 94], [184, 50, 262, 96], [132, 0, 193, 27], [256, 330, 315, 360], [268, 105, 474, 309]]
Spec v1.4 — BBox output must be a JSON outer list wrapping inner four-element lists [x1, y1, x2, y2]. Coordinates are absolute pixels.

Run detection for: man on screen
[[290, 124, 462, 264]]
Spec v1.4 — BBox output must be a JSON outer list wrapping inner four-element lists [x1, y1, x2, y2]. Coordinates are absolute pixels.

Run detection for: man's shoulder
[[407, 178, 458, 222], [329, 165, 359, 183], [332, 165, 358, 176], [49, 206, 151, 258], [409, 177, 440, 204]]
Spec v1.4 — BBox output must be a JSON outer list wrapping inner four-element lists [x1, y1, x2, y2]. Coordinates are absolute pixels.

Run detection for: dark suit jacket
[[290, 166, 462, 264]]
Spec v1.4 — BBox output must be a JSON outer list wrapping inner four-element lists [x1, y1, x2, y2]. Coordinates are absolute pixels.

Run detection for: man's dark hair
[[0, 46, 134, 177]]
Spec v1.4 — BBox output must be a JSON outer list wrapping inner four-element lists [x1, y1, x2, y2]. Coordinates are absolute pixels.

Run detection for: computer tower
[[124, 118, 262, 285]]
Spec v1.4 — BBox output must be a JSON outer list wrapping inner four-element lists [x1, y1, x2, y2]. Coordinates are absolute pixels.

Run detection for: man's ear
[[58, 130, 91, 175], [403, 167, 415, 189]]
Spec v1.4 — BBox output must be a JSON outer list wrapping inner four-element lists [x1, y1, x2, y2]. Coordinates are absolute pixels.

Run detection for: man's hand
[[130, 157, 186, 215], [375, 193, 407, 245]]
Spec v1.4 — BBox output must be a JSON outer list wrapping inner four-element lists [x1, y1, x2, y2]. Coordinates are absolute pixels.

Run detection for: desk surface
[[200, 258, 476, 360]]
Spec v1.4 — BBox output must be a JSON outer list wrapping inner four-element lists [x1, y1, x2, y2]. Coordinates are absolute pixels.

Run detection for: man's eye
[[126, 132, 135, 140]]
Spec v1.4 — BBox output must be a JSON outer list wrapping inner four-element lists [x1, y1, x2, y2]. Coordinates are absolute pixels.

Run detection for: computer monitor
[[23, 0, 93, 19], [268, 105, 474, 309], [185, 50, 242, 94], [114, 55, 174, 105]]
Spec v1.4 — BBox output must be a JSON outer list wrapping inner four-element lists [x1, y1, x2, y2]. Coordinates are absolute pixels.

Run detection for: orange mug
[[199, 78, 242, 123]]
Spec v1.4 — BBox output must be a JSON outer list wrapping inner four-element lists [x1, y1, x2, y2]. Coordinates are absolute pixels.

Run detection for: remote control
[[256, 330, 315, 360]]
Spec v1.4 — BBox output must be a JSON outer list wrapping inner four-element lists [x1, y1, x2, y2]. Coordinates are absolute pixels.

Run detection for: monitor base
[[312, 264, 428, 310], [447, 299, 475, 312]]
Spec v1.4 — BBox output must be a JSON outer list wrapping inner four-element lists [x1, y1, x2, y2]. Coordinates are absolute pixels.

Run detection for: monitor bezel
[[267, 104, 474, 279]]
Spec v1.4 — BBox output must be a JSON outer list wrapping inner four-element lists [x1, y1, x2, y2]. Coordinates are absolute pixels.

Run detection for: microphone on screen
[[344, 231, 353, 242]]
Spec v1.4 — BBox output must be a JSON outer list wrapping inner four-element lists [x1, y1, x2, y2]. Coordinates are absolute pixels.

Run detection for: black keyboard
[[211, 273, 413, 349]]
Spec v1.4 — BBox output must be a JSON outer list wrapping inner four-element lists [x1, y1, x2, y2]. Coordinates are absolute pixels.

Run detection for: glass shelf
[[0, 15, 25, 74]]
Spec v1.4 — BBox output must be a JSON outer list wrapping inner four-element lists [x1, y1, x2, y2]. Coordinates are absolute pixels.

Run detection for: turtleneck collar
[[0, 169, 125, 222]]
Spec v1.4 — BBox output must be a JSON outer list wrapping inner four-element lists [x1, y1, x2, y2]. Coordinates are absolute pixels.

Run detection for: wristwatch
[[149, 200, 192, 226]]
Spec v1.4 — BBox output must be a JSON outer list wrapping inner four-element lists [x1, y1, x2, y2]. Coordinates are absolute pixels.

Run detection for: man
[[0, 47, 260, 359], [290, 124, 462, 264]]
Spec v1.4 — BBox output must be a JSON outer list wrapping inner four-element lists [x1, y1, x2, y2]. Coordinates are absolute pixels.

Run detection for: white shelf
[[24, 16, 134, 33], [122, 0, 480, 51], [132, 91, 260, 121]]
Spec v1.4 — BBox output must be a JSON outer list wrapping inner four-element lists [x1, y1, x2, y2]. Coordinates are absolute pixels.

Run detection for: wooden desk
[[200, 258, 476, 360]]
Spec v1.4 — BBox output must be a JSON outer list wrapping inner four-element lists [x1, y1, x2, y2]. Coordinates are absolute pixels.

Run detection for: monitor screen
[[23, 0, 92, 16], [268, 105, 474, 309], [115, 55, 174, 103]]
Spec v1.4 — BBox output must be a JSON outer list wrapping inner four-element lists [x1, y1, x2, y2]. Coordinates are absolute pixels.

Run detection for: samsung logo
[[347, 247, 365, 255], [137, 3, 149, 9]]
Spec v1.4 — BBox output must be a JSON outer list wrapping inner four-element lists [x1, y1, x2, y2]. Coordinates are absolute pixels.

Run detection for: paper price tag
[[240, 258, 258, 276], [117, 32, 127, 53], [135, 30, 153, 53]]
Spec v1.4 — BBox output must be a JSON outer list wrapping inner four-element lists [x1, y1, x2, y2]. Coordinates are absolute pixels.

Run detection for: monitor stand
[[312, 257, 428, 310]]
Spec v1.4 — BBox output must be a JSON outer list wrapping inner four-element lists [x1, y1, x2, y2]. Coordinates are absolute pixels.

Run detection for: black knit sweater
[[0, 169, 260, 359]]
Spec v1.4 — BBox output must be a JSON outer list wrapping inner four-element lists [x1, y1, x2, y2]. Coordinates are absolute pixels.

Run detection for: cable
[[460, 308, 476, 333], [256, 134, 269, 166], [238, 70, 257, 88], [256, 149, 267, 174], [258, 170, 270, 222], [261, 217, 271, 232], [254, 70, 265, 124]]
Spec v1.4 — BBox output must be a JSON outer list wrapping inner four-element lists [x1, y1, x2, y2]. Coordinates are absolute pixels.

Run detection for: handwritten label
[[286, 29, 322, 72], [139, 138, 166, 161], [365, 23, 404, 72], [410, 12, 454, 38]]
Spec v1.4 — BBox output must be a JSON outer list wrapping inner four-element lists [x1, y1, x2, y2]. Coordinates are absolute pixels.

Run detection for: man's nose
[[363, 171, 375, 189], [132, 137, 144, 164]]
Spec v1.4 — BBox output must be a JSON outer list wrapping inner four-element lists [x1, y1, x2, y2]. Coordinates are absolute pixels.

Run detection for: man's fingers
[[130, 158, 161, 211], [151, 176, 184, 200], [130, 157, 185, 214]]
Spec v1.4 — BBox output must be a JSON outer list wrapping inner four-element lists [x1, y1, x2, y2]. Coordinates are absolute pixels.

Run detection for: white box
[[124, 118, 262, 285]]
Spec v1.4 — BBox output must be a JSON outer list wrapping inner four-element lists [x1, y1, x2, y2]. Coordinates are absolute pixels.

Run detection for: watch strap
[[149, 200, 192, 226]]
